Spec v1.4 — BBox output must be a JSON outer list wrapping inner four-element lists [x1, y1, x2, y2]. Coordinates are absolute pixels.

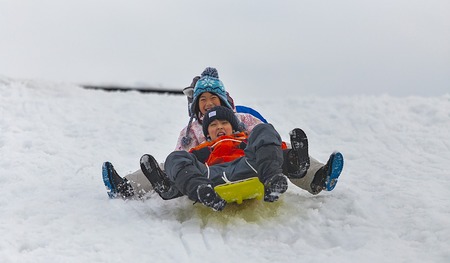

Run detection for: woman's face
[[198, 92, 222, 115], [207, 119, 233, 141]]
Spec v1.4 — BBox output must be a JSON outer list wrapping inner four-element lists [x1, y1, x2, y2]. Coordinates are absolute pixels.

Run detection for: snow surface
[[1, 78, 449, 263]]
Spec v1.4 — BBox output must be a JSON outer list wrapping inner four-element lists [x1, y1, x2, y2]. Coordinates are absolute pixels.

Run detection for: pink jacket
[[175, 113, 263, 151]]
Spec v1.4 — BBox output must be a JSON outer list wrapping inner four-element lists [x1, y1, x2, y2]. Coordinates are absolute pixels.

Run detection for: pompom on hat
[[202, 106, 241, 138], [191, 67, 233, 119]]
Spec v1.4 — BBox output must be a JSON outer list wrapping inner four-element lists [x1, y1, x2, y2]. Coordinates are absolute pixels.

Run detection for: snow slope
[[1, 78, 449, 263]]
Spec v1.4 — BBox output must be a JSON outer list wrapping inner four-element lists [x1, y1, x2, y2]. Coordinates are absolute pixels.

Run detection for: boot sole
[[102, 162, 117, 198], [289, 128, 310, 178], [325, 152, 344, 191]]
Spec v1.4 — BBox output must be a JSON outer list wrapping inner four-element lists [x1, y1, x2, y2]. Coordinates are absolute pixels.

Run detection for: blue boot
[[102, 162, 134, 199], [310, 152, 344, 194]]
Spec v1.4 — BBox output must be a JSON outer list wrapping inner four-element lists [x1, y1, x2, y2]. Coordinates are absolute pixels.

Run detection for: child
[[161, 106, 292, 211]]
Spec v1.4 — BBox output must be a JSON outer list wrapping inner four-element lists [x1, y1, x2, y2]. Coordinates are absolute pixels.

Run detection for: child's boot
[[140, 154, 182, 200], [286, 128, 310, 178], [310, 152, 344, 194], [102, 162, 134, 199], [264, 173, 288, 202], [196, 184, 227, 211]]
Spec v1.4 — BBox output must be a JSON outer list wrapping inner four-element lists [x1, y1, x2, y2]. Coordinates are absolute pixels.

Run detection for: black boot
[[284, 128, 310, 178], [264, 174, 288, 202], [102, 162, 134, 199], [140, 154, 183, 200], [197, 184, 227, 211]]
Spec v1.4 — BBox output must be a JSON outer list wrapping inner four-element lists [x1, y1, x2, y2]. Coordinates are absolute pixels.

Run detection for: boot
[[310, 152, 344, 194], [264, 173, 288, 202], [140, 154, 170, 193], [102, 162, 134, 199], [140, 154, 183, 200], [196, 184, 227, 211], [286, 128, 310, 178]]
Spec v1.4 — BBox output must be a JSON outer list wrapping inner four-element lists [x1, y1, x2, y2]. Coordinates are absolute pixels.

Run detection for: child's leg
[[164, 151, 213, 201], [244, 123, 288, 201], [289, 153, 344, 195], [124, 169, 154, 198], [287, 157, 324, 194], [165, 151, 227, 211], [244, 123, 284, 183]]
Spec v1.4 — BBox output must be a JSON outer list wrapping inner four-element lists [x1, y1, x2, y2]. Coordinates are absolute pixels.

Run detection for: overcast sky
[[1, 0, 449, 98]]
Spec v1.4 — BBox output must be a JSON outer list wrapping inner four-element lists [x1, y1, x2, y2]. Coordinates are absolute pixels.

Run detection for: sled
[[214, 177, 264, 204]]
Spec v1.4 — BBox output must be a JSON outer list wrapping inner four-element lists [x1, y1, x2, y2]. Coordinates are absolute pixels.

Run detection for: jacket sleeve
[[174, 121, 207, 151], [236, 113, 263, 133]]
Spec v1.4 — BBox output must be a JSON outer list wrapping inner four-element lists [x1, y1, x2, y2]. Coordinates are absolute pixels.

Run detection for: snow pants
[[164, 123, 284, 201]]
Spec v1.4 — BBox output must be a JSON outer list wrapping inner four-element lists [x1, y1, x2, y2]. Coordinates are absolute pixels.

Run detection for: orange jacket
[[189, 132, 287, 166]]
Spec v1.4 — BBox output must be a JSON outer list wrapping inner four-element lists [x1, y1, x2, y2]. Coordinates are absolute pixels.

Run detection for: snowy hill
[[1, 78, 449, 263]]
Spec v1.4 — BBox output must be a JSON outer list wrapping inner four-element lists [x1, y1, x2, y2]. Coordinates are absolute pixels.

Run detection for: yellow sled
[[214, 177, 264, 204]]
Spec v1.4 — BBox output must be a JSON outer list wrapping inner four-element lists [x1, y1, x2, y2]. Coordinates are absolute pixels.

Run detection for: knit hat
[[202, 106, 241, 138], [191, 67, 233, 120]]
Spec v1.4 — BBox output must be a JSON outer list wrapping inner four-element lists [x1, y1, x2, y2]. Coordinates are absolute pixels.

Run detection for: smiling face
[[198, 92, 222, 115], [207, 119, 234, 141]]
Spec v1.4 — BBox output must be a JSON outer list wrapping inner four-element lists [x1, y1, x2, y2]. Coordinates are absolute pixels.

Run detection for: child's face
[[199, 92, 222, 115], [207, 119, 233, 140]]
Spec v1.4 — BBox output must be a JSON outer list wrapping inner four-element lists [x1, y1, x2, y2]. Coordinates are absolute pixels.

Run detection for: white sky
[[1, 0, 449, 98]]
